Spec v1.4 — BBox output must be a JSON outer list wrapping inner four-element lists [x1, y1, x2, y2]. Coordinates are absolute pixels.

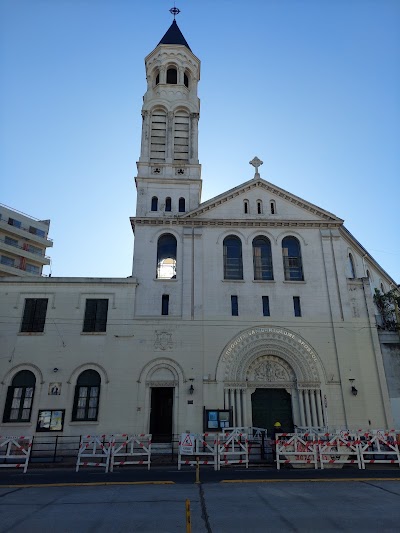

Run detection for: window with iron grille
[[223, 236, 243, 280], [83, 299, 109, 332], [3, 370, 35, 423], [253, 236, 273, 280], [72, 370, 101, 421], [282, 236, 304, 281], [21, 298, 48, 332]]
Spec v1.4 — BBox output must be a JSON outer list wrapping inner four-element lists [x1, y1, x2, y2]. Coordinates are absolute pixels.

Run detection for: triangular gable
[[181, 177, 343, 222]]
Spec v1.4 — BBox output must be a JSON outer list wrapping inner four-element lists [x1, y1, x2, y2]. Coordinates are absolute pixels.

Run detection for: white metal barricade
[[318, 432, 361, 469], [276, 433, 318, 470], [76, 435, 112, 472], [359, 430, 400, 469], [110, 434, 152, 471], [178, 433, 218, 471], [0, 435, 33, 473], [218, 431, 249, 469]]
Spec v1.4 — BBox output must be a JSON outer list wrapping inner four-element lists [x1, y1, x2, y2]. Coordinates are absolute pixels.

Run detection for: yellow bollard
[[185, 498, 191, 533], [195, 455, 200, 484]]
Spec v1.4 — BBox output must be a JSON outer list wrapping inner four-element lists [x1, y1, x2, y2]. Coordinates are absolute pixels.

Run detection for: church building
[[0, 17, 398, 441]]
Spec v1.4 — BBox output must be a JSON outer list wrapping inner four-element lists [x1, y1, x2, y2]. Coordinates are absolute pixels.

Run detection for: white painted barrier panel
[[0, 435, 33, 473], [359, 430, 400, 469], [276, 433, 318, 470], [110, 434, 152, 471], [178, 433, 218, 471], [318, 432, 361, 469], [218, 431, 249, 469], [76, 435, 112, 472]]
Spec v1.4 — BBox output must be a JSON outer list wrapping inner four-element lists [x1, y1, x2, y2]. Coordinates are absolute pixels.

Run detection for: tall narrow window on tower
[[184, 72, 189, 88], [174, 111, 189, 162], [157, 234, 177, 279], [178, 197, 186, 212], [150, 110, 167, 162]]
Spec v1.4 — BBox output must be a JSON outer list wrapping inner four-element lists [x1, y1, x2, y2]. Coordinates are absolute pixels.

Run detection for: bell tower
[[135, 12, 202, 217]]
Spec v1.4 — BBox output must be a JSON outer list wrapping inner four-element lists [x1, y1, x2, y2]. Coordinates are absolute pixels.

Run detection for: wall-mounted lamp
[[349, 379, 358, 396], [189, 378, 194, 395], [53, 368, 59, 373]]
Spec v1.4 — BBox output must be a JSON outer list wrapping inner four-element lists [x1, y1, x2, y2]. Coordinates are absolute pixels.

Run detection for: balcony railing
[[0, 217, 53, 243], [283, 256, 304, 281], [0, 237, 48, 257]]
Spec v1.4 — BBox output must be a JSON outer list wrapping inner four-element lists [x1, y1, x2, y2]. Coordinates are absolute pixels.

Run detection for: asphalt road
[[1, 479, 400, 532]]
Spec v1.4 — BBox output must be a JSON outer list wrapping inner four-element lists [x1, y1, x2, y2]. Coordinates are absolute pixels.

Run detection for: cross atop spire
[[169, 5, 181, 20], [249, 156, 263, 179]]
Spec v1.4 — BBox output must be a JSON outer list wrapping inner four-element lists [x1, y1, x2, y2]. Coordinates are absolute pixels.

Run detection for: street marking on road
[[0, 481, 175, 489], [221, 477, 400, 483]]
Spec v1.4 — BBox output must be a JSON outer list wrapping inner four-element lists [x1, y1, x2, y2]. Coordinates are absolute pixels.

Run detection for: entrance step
[[151, 443, 173, 455]]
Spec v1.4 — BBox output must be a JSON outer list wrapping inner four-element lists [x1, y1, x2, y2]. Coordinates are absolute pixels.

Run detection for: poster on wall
[[36, 410, 65, 432], [203, 408, 232, 431]]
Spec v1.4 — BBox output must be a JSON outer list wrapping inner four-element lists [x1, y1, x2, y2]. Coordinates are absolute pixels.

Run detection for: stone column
[[140, 110, 150, 160], [178, 66, 184, 85], [304, 390, 312, 427], [316, 390, 324, 427], [224, 388, 229, 410], [190, 113, 199, 163], [310, 390, 318, 427], [159, 65, 166, 84], [298, 389, 306, 426]]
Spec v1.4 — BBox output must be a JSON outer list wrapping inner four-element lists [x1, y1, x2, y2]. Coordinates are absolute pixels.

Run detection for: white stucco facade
[[0, 20, 398, 439]]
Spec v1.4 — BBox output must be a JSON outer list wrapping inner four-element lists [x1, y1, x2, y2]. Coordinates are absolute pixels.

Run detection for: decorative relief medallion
[[176, 168, 185, 175], [152, 167, 161, 175], [154, 331, 173, 351], [253, 360, 289, 382]]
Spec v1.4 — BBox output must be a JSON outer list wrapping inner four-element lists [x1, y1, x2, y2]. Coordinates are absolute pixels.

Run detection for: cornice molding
[[130, 217, 342, 231]]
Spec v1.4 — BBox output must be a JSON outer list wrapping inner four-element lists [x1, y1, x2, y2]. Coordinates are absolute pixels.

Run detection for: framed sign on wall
[[36, 409, 65, 432]]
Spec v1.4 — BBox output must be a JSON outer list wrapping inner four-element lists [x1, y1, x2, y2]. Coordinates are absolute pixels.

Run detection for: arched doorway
[[251, 388, 294, 434]]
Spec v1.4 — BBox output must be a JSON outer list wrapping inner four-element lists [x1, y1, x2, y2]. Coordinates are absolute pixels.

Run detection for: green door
[[251, 388, 294, 434]]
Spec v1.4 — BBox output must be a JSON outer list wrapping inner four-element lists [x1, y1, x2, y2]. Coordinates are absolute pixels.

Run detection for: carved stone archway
[[216, 327, 327, 429]]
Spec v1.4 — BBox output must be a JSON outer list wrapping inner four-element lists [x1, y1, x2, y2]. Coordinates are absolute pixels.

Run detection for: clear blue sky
[[1, 0, 399, 283]]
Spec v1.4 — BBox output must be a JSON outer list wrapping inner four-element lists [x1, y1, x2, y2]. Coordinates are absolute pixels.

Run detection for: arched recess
[[67, 363, 110, 385], [137, 358, 185, 438], [215, 327, 327, 429], [1, 363, 44, 386]]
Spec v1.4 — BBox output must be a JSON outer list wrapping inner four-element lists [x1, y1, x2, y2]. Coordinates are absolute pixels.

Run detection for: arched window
[[257, 200, 263, 214], [380, 283, 385, 294], [157, 234, 177, 279], [165, 197, 172, 212], [72, 370, 101, 421], [348, 253, 356, 278], [150, 110, 166, 162], [151, 196, 158, 211], [166, 67, 177, 84], [184, 72, 189, 88], [155, 71, 160, 86], [178, 197, 186, 212], [253, 236, 273, 280], [3, 370, 35, 422], [282, 236, 304, 281], [270, 200, 276, 214], [244, 200, 249, 214], [223, 236, 243, 280]]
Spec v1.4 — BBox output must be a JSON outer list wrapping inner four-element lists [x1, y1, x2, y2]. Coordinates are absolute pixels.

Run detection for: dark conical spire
[[158, 20, 191, 51]]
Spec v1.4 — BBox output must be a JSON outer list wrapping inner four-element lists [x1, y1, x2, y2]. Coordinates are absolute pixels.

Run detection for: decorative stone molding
[[146, 380, 178, 388], [217, 326, 324, 385], [154, 331, 173, 351], [138, 357, 185, 385]]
